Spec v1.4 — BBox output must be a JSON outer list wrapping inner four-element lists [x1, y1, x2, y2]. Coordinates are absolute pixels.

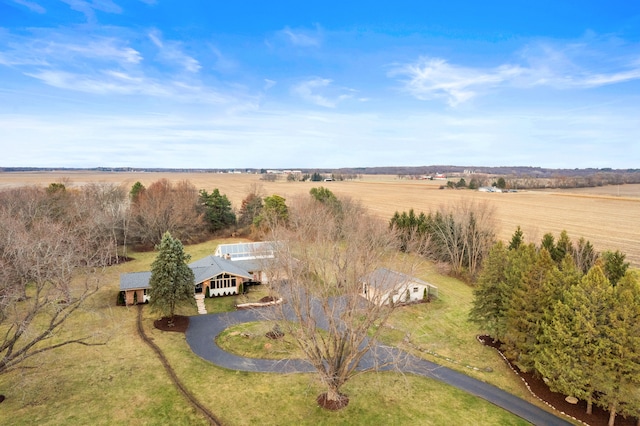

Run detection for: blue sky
[[1, 1, 639, 169]]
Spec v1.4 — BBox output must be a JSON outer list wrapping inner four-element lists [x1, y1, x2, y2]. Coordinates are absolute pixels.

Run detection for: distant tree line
[[260, 171, 361, 182], [470, 229, 638, 426]]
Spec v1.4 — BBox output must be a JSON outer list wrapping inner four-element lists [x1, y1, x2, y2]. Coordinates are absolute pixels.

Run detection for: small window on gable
[[413, 287, 419, 293]]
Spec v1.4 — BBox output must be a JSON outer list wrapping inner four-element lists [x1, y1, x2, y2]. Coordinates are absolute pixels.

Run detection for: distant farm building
[[478, 186, 502, 193]]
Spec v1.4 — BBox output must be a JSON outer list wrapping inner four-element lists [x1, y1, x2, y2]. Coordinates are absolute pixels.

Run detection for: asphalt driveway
[[185, 309, 573, 426]]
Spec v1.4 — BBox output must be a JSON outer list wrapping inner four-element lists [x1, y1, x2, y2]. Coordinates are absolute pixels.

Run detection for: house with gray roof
[[360, 268, 438, 306], [119, 242, 273, 306]]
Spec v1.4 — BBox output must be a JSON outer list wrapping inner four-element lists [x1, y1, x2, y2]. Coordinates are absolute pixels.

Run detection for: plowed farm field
[[2, 171, 638, 267]]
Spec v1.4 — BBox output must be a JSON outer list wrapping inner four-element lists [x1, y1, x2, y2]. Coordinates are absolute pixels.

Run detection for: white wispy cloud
[[517, 40, 640, 89], [279, 26, 322, 47], [390, 58, 524, 106], [0, 32, 141, 67], [292, 78, 353, 108], [24, 68, 242, 104], [393, 39, 640, 105], [9, 0, 46, 13], [60, 0, 122, 22], [0, 28, 256, 106], [25, 69, 161, 96], [209, 46, 237, 73], [148, 29, 201, 73], [61, 38, 142, 64]]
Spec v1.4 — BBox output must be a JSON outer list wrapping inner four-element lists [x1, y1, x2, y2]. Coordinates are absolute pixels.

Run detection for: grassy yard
[[377, 260, 532, 398], [0, 238, 543, 425]]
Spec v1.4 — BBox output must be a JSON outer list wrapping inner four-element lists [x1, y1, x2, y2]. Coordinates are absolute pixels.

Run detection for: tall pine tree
[[469, 242, 509, 340], [502, 248, 558, 371], [148, 232, 195, 325], [598, 271, 640, 426], [536, 265, 614, 415]]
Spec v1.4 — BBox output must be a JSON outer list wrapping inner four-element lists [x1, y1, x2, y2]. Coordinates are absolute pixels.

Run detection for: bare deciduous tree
[[0, 187, 111, 375], [72, 183, 130, 263], [263, 195, 415, 409], [130, 179, 206, 247], [432, 200, 496, 279]]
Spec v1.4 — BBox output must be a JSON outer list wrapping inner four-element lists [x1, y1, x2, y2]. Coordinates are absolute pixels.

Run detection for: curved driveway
[[186, 309, 572, 426]]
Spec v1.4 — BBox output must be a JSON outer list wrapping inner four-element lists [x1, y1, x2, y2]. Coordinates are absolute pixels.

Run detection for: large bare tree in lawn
[[0, 187, 111, 375], [264, 194, 415, 410]]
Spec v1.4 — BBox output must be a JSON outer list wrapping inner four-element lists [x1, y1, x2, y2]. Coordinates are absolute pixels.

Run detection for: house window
[[413, 287, 419, 293]]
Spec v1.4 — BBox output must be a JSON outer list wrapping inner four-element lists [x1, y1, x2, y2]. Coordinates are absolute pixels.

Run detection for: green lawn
[[0, 238, 544, 425]]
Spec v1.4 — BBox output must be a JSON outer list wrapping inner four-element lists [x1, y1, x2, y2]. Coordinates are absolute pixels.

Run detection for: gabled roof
[[119, 254, 253, 291], [189, 255, 253, 283], [120, 271, 152, 291], [361, 267, 436, 293]]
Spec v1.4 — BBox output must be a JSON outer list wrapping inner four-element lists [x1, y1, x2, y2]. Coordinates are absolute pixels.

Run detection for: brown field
[[1, 171, 638, 267]]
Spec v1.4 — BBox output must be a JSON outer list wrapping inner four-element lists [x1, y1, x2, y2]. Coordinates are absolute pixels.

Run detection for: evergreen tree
[[238, 192, 263, 227], [130, 181, 145, 202], [502, 248, 557, 371], [541, 233, 558, 260], [199, 188, 236, 233], [254, 195, 288, 228], [469, 242, 510, 339], [508, 226, 524, 250], [470, 242, 537, 342], [310, 186, 341, 213], [555, 230, 573, 263], [148, 232, 195, 325], [536, 265, 614, 415], [602, 250, 630, 286], [597, 271, 640, 425]]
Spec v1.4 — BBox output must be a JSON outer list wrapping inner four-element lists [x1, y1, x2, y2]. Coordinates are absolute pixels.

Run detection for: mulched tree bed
[[478, 335, 639, 426], [317, 392, 349, 411], [154, 315, 190, 333]]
